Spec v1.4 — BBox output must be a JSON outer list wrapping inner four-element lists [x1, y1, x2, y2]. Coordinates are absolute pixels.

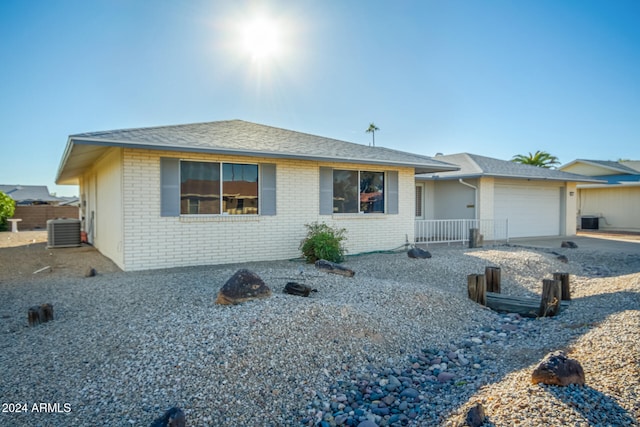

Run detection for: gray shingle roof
[[0, 185, 60, 203], [563, 159, 640, 175], [416, 153, 602, 183], [57, 120, 456, 184]]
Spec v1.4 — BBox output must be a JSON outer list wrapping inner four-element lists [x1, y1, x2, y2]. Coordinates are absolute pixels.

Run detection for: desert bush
[[300, 222, 347, 263], [0, 191, 16, 232]]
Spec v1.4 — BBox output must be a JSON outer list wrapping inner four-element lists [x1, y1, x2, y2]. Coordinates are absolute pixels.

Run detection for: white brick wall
[[119, 149, 416, 271]]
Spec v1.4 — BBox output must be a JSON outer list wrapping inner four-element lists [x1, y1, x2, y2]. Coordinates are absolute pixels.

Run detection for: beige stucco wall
[[113, 148, 416, 271], [561, 163, 612, 176], [577, 186, 640, 231], [79, 148, 124, 269]]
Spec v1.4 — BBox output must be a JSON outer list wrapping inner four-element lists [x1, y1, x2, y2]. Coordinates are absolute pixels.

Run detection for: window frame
[[179, 159, 259, 216], [332, 168, 386, 215]]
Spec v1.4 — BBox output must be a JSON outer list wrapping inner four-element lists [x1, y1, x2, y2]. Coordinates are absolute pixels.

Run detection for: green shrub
[[0, 191, 16, 232], [300, 222, 347, 263]]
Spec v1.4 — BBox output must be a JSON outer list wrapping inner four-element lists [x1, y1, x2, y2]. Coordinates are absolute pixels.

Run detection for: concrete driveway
[[509, 231, 640, 254]]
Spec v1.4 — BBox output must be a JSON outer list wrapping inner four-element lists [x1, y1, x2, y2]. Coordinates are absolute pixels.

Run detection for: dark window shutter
[[387, 171, 399, 214], [319, 167, 333, 215], [260, 163, 276, 215], [160, 158, 180, 217]]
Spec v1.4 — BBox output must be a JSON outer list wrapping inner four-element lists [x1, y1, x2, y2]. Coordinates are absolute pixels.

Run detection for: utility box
[[47, 218, 82, 248], [581, 216, 599, 230]]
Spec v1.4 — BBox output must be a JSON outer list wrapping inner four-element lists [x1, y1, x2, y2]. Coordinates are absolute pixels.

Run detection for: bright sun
[[240, 16, 282, 61]]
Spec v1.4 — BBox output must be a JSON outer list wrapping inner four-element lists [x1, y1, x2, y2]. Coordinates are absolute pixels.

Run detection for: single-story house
[[415, 153, 602, 238], [559, 159, 640, 231], [55, 120, 458, 271], [0, 185, 61, 205]]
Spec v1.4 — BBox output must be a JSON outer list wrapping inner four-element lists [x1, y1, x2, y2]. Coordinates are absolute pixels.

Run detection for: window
[[332, 169, 385, 214], [180, 161, 258, 215]]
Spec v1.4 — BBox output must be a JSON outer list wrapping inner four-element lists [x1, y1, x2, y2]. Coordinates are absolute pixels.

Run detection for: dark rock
[[399, 388, 419, 399], [557, 255, 569, 263], [561, 241, 578, 248], [85, 267, 97, 277], [463, 403, 486, 427], [531, 350, 585, 386], [407, 247, 432, 259], [315, 259, 355, 277], [215, 269, 271, 305], [284, 282, 317, 297], [150, 407, 185, 427], [357, 421, 378, 427], [437, 372, 455, 383]]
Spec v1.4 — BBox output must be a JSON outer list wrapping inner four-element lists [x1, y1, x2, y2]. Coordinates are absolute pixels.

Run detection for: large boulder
[[531, 350, 585, 386], [215, 269, 271, 305]]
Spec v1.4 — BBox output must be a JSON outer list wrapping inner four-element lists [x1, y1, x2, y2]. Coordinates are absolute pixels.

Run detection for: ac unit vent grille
[[47, 219, 81, 248]]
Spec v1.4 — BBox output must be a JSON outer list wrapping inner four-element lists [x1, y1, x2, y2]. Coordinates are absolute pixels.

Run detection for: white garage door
[[494, 184, 561, 238]]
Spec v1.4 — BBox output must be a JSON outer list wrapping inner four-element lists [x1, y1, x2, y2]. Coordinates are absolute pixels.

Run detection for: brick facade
[[98, 148, 416, 271]]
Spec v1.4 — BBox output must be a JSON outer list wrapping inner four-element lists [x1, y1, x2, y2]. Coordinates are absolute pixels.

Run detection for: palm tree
[[511, 151, 560, 168], [365, 123, 379, 147]]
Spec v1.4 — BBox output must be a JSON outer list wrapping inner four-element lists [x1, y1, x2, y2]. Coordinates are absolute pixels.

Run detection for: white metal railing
[[414, 219, 509, 246]]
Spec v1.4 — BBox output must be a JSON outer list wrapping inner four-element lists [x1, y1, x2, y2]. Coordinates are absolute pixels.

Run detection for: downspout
[[458, 179, 478, 220]]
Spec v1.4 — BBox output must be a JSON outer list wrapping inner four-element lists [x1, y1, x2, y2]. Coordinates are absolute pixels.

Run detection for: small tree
[[0, 191, 16, 232], [511, 150, 560, 168], [300, 222, 347, 263]]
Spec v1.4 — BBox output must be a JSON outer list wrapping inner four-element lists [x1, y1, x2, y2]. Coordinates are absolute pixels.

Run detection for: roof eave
[[416, 172, 603, 183], [57, 137, 459, 182]]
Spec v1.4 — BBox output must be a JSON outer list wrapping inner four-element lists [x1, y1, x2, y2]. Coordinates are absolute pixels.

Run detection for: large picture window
[[180, 161, 258, 215], [333, 170, 384, 214]]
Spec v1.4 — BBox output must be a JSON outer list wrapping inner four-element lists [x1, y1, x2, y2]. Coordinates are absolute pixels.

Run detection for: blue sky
[[1, 0, 638, 197]]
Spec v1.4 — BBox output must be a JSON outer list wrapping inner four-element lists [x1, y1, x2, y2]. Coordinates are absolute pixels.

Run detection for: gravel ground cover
[[0, 236, 638, 427]]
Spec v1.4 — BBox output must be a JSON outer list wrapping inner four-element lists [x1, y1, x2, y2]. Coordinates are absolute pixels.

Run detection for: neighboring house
[[0, 185, 78, 230], [415, 153, 601, 238], [55, 120, 457, 271], [0, 185, 61, 205], [559, 159, 640, 231]]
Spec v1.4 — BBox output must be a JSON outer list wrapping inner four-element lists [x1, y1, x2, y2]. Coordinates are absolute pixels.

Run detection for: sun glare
[[240, 16, 282, 61]]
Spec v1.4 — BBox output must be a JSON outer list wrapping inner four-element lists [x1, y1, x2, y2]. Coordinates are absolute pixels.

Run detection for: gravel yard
[[0, 232, 638, 426]]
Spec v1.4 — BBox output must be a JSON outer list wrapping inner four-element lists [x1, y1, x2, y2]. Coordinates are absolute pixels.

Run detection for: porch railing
[[415, 219, 509, 246]]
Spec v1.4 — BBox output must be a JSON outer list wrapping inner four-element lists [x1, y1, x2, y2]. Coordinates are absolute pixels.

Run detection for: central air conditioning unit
[[47, 218, 82, 248]]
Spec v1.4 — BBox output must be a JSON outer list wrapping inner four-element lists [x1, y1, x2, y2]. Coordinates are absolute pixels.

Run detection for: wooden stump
[[469, 228, 483, 248], [539, 279, 562, 317], [553, 272, 571, 301], [467, 274, 486, 306], [485, 266, 501, 293], [28, 303, 54, 326]]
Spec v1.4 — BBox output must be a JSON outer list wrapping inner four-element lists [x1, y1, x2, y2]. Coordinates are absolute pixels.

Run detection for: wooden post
[[485, 266, 501, 293], [469, 228, 483, 248], [467, 274, 486, 306], [539, 279, 562, 317], [553, 272, 571, 301], [28, 304, 53, 326]]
